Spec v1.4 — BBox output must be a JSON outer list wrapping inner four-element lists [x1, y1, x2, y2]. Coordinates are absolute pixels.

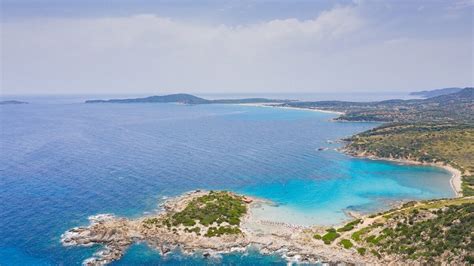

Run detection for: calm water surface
[[0, 102, 453, 264]]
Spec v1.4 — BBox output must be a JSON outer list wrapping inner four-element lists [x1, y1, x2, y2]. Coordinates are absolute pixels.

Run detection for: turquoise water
[[0, 102, 454, 264]]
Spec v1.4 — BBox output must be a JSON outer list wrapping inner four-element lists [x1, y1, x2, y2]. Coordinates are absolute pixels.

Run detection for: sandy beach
[[236, 103, 345, 115], [241, 102, 462, 198], [345, 153, 463, 197]]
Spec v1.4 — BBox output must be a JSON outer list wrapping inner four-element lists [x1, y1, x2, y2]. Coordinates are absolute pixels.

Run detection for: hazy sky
[[1, 0, 473, 95]]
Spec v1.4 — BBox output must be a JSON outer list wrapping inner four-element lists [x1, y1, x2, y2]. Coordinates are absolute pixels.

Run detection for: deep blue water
[[0, 102, 453, 265]]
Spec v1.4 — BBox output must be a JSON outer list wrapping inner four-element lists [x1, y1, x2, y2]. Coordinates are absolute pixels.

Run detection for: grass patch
[[351, 227, 370, 242], [337, 219, 362, 232], [340, 239, 353, 249], [322, 229, 340, 244], [357, 247, 366, 256]]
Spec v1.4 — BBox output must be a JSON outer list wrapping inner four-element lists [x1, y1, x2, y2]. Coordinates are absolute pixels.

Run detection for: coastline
[[236, 103, 345, 115], [242, 102, 461, 197], [62, 190, 369, 265], [60, 103, 468, 265], [343, 151, 463, 197]]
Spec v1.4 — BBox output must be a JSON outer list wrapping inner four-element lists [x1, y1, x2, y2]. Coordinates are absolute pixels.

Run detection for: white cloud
[[1, 5, 472, 94]]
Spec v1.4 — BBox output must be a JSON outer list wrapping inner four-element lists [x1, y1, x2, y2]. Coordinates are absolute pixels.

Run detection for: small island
[[0, 100, 28, 105], [85, 93, 291, 105]]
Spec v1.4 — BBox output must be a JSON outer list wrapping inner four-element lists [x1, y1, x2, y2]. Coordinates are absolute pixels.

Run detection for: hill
[[345, 123, 474, 196], [284, 88, 473, 123], [85, 93, 291, 105], [410, 87, 463, 98], [85, 94, 210, 104]]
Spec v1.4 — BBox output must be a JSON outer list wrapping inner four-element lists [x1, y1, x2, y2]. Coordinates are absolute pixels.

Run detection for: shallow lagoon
[[0, 103, 453, 264]]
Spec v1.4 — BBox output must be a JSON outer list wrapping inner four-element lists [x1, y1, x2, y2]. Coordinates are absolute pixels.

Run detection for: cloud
[[1, 5, 472, 94]]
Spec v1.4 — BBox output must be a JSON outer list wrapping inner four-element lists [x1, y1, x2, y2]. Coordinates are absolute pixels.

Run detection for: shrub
[[337, 219, 362, 232], [322, 231, 340, 244], [340, 239, 353, 249], [357, 247, 366, 256], [351, 227, 370, 242]]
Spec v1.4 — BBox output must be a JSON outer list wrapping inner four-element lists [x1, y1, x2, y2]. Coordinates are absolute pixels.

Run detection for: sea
[[0, 93, 453, 265]]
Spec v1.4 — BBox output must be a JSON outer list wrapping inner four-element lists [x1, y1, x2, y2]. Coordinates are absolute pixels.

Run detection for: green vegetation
[[143, 217, 159, 225], [85, 93, 290, 105], [204, 226, 242, 237], [351, 227, 370, 242], [370, 250, 382, 259], [313, 234, 322, 240], [143, 217, 161, 229], [340, 239, 353, 249], [462, 175, 474, 196], [370, 202, 474, 263], [164, 191, 247, 237], [357, 247, 366, 256], [184, 227, 201, 235], [285, 87, 473, 123], [337, 219, 361, 232], [345, 198, 474, 263], [289, 88, 474, 263], [171, 191, 247, 227], [322, 228, 340, 244]]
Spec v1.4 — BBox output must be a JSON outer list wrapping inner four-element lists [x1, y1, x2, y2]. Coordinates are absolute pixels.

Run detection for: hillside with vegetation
[[304, 87, 474, 263], [283, 88, 474, 196], [313, 197, 474, 264], [345, 123, 474, 196], [283, 87, 473, 123], [85, 93, 290, 104], [410, 87, 463, 98]]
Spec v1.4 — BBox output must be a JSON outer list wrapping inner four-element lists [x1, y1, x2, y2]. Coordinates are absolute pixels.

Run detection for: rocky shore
[[61, 190, 370, 265]]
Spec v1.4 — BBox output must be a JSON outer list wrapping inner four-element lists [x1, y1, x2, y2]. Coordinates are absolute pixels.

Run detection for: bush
[[340, 239, 353, 249], [357, 247, 366, 256], [205, 225, 241, 237], [371, 250, 382, 259], [322, 231, 340, 244], [351, 227, 370, 242], [170, 191, 247, 231], [337, 219, 362, 232], [313, 234, 322, 240]]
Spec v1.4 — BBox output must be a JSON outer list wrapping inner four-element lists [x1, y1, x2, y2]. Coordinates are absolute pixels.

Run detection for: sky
[[1, 0, 473, 95]]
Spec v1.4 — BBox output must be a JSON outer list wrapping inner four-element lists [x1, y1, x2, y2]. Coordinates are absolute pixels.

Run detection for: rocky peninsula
[[62, 190, 369, 265]]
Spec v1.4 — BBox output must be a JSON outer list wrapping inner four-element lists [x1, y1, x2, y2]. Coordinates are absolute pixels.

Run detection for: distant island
[[85, 93, 291, 104], [410, 87, 463, 98], [0, 100, 28, 105]]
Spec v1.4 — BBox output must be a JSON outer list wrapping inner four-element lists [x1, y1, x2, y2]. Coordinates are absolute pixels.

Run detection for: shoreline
[[344, 151, 463, 197], [235, 103, 345, 115], [62, 190, 369, 265], [240, 103, 462, 198], [61, 104, 467, 265]]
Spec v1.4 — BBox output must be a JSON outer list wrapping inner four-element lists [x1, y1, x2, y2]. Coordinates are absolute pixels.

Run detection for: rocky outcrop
[[61, 191, 368, 265]]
